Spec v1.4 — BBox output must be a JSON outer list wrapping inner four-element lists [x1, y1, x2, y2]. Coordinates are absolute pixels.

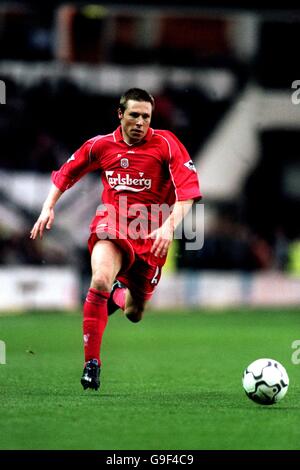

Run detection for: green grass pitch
[[0, 308, 300, 450]]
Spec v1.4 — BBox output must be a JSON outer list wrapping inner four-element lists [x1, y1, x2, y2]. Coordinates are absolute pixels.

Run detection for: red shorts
[[88, 212, 166, 302]]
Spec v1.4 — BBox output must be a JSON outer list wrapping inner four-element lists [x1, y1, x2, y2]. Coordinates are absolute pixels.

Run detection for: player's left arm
[[149, 130, 202, 258], [149, 199, 194, 258]]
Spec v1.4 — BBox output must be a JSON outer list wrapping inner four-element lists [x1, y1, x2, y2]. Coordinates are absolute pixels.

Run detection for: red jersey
[[52, 126, 201, 268], [52, 125, 201, 208]]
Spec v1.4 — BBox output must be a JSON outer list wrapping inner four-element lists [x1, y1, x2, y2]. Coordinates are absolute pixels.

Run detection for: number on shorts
[[150, 266, 160, 285]]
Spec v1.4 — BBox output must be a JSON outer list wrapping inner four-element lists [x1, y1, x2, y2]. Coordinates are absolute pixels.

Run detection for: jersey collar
[[114, 126, 154, 144]]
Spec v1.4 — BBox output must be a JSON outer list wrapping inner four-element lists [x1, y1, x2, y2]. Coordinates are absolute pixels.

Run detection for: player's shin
[[83, 288, 110, 365]]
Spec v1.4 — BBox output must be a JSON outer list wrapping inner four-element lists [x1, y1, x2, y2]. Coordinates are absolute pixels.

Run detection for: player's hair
[[119, 88, 155, 113]]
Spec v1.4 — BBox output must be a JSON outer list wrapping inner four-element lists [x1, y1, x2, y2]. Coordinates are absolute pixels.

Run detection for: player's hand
[[147, 222, 173, 258], [30, 206, 55, 240]]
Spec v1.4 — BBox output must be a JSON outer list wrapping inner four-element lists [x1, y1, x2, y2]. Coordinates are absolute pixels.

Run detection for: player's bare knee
[[91, 271, 112, 292]]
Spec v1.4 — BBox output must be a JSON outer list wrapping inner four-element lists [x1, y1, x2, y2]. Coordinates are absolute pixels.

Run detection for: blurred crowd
[[0, 77, 233, 173]]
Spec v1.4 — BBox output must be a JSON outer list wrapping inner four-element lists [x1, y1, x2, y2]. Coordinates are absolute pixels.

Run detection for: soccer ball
[[242, 358, 289, 405]]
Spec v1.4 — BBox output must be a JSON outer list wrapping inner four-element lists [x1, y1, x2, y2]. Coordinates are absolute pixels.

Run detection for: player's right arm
[[30, 184, 62, 239], [30, 136, 101, 240]]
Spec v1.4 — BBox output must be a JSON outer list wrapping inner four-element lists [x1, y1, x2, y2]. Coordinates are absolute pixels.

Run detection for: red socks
[[83, 288, 110, 365], [112, 286, 126, 311]]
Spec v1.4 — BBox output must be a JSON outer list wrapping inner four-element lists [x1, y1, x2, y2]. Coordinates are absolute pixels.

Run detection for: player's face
[[119, 100, 152, 144]]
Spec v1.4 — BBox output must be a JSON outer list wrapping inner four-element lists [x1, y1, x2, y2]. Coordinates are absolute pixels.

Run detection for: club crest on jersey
[[120, 158, 129, 168]]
